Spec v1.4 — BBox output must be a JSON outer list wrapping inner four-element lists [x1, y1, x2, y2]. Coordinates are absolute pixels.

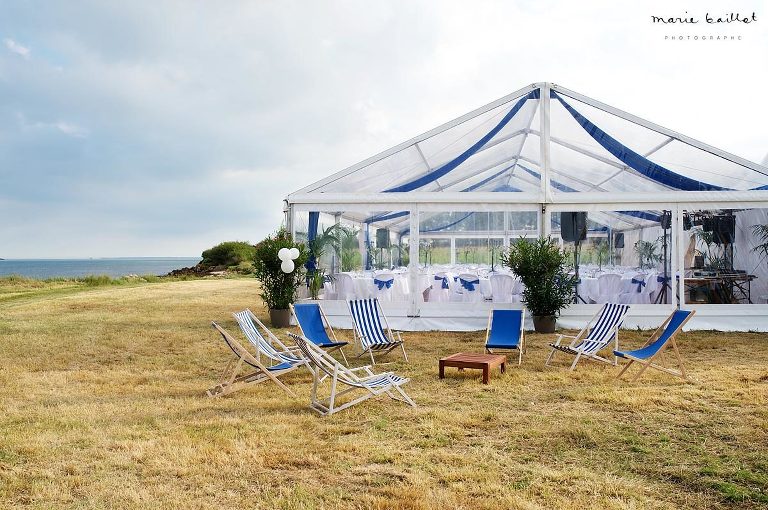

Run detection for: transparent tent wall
[[418, 209, 537, 304], [554, 209, 673, 305], [681, 208, 768, 305]]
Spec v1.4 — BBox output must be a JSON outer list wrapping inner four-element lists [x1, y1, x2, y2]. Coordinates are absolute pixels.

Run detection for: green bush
[[502, 237, 576, 317], [253, 228, 308, 310], [201, 241, 256, 267]]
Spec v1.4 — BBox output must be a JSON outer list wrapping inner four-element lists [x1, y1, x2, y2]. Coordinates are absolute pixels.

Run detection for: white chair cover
[[372, 272, 395, 302], [595, 273, 622, 304], [430, 271, 451, 302], [455, 273, 483, 303], [490, 273, 515, 303], [620, 273, 651, 304], [333, 273, 357, 301]]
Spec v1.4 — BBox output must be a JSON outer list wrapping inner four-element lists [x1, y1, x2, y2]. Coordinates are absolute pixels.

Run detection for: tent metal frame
[[285, 83, 768, 322]]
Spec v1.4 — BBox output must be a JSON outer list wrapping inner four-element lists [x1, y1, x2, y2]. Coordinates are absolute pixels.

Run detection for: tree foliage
[[201, 241, 256, 267]]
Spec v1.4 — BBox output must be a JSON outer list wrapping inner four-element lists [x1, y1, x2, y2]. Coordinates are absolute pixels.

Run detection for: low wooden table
[[439, 352, 507, 384]]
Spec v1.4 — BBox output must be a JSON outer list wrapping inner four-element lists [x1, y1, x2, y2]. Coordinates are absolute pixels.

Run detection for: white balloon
[[289, 247, 300, 260], [278, 248, 291, 261], [280, 259, 295, 273]]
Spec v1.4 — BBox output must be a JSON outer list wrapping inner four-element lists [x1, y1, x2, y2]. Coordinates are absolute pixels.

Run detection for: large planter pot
[[269, 308, 292, 328], [532, 315, 557, 333]]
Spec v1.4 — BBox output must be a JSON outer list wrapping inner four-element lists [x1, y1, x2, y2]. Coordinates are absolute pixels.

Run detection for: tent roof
[[287, 83, 768, 233], [289, 82, 768, 198]]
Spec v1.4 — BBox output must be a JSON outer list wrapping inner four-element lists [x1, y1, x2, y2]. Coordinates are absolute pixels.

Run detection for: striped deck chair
[[288, 333, 416, 416], [545, 303, 631, 370], [290, 303, 349, 365], [348, 298, 408, 365], [484, 309, 526, 365], [233, 309, 306, 369], [207, 322, 301, 398], [614, 309, 695, 382]]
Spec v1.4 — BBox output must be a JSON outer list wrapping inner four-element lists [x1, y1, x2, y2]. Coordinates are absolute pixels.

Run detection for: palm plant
[[339, 226, 362, 271], [751, 224, 768, 263]]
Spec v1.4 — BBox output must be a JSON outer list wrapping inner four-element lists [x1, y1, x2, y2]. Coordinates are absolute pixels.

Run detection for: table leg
[[439, 361, 445, 379], [482, 365, 489, 384]]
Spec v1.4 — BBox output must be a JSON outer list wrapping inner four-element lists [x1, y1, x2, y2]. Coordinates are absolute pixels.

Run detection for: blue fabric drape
[[463, 164, 518, 192], [384, 89, 539, 192], [305, 211, 319, 273], [307, 212, 319, 242], [551, 91, 728, 192]]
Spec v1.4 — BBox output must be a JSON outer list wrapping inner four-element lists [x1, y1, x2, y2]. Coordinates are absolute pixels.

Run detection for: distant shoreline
[[0, 257, 202, 280]]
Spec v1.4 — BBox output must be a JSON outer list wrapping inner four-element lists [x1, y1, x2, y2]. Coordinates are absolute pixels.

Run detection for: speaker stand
[[655, 225, 671, 304], [573, 240, 587, 304]]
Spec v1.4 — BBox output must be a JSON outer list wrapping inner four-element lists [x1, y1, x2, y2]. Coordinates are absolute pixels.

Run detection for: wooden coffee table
[[439, 352, 507, 384]]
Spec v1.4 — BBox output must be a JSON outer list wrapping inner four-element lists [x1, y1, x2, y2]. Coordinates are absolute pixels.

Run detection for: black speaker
[[713, 215, 735, 245], [560, 212, 587, 242], [614, 232, 624, 249], [376, 228, 390, 248], [660, 211, 672, 230]]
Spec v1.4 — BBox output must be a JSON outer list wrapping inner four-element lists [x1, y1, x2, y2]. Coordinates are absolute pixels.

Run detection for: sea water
[[0, 258, 202, 279]]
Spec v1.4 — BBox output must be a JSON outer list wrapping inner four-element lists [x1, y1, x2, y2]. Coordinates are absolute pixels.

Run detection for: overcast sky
[[1, 0, 766, 258]]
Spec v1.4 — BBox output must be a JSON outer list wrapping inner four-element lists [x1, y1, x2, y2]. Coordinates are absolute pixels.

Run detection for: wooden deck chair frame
[[288, 333, 416, 416], [348, 298, 408, 365], [207, 322, 299, 398], [484, 309, 526, 365], [545, 303, 631, 371], [615, 309, 695, 382], [289, 303, 349, 365]]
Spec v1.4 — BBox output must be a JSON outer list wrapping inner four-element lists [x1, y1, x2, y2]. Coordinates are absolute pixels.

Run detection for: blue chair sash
[[434, 275, 449, 289], [631, 277, 646, 293], [459, 278, 479, 292], [374, 278, 394, 290]]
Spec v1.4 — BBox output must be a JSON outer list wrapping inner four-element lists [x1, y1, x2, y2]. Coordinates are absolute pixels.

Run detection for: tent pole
[[676, 205, 685, 309], [408, 205, 420, 317], [539, 83, 552, 238]]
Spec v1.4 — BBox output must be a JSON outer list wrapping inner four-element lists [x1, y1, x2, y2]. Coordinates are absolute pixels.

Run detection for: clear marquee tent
[[285, 83, 768, 331]]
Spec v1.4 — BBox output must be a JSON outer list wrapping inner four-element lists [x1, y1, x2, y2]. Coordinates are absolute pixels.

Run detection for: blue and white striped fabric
[[361, 373, 407, 389], [233, 310, 303, 365], [573, 303, 631, 354], [348, 299, 397, 350]]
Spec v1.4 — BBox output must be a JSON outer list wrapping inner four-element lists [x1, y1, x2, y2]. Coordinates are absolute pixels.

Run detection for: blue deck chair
[[290, 303, 349, 365], [207, 322, 301, 398], [348, 299, 408, 365], [288, 333, 416, 416], [484, 309, 526, 365], [545, 303, 631, 370], [233, 309, 307, 369], [614, 309, 695, 382]]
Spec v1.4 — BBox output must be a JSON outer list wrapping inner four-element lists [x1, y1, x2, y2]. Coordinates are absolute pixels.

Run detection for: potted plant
[[253, 228, 308, 327], [502, 237, 577, 333]]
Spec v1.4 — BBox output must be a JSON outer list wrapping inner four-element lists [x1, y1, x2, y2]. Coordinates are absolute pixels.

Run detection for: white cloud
[[4, 38, 30, 59], [0, 0, 765, 257], [54, 121, 89, 138]]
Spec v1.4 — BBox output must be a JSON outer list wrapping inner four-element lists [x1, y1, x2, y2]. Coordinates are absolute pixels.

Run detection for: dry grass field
[[1, 277, 766, 509]]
